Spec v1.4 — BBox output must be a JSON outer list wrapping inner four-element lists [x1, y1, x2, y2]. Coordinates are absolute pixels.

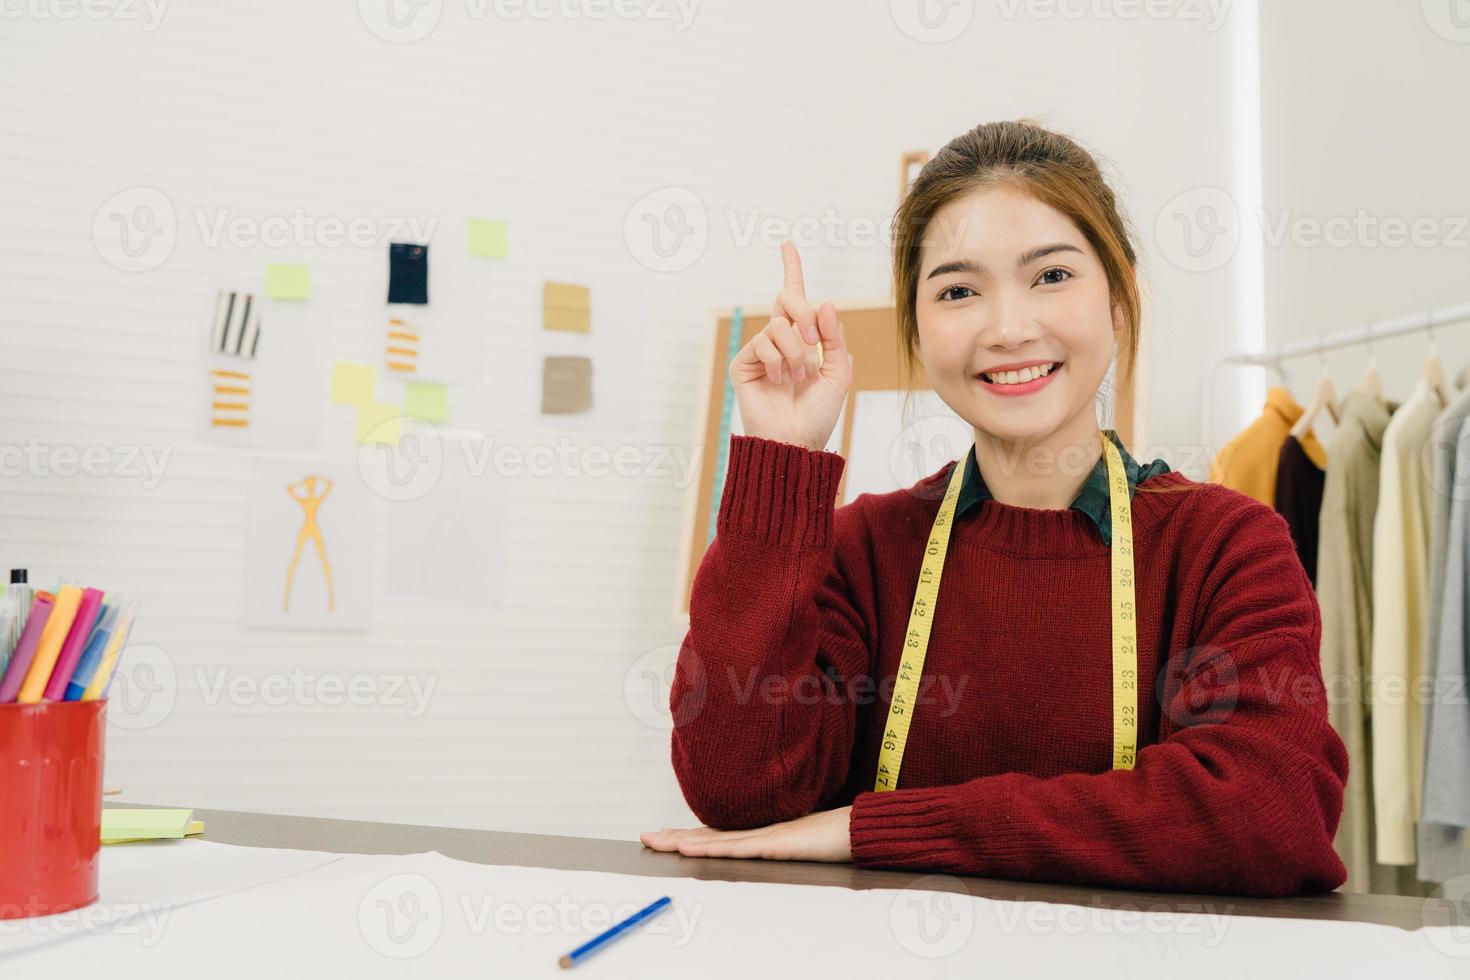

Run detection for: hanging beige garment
[[1317, 391, 1431, 895], [1370, 379, 1444, 866]]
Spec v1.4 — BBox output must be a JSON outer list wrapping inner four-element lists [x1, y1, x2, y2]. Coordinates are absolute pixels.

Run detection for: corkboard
[[671, 302, 1137, 623]]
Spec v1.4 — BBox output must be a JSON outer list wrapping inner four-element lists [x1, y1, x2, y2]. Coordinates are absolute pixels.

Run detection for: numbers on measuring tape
[[873, 432, 1141, 791]]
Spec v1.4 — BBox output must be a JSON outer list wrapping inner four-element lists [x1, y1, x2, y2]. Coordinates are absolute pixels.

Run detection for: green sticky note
[[404, 381, 449, 422], [266, 264, 311, 300], [467, 218, 508, 258], [356, 402, 401, 444], [101, 808, 193, 842], [330, 362, 376, 406]]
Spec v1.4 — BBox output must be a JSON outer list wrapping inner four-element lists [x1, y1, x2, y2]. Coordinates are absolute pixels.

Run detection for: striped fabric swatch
[[210, 290, 261, 358], [210, 369, 251, 428], [385, 317, 421, 374]]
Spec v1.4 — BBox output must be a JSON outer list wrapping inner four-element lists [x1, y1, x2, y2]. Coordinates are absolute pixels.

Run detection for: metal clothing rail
[[1201, 299, 1470, 449]]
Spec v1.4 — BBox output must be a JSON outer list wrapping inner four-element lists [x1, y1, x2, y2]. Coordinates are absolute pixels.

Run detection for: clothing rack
[[1201, 299, 1470, 449]]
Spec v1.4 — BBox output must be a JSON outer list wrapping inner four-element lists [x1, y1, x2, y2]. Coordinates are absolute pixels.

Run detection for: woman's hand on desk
[[639, 805, 853, 863]]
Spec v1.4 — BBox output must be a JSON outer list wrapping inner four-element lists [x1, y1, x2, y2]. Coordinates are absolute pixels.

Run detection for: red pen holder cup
[[0, 700, 106, 919]]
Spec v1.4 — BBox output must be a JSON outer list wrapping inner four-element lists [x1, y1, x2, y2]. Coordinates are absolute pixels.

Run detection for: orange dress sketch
[[284, 475, 335, 613]]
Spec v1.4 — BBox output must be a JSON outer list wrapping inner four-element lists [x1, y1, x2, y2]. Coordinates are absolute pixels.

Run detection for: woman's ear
[[1111, 302, 1125, 334]]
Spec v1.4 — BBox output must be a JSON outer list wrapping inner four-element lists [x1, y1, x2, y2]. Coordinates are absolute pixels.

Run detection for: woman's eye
[[938, 284, 975, 302], [1037, 267, 1072, 286]]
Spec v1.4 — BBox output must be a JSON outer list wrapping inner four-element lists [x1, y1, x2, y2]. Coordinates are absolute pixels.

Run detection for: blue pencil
[[558, 895, 671, 969]]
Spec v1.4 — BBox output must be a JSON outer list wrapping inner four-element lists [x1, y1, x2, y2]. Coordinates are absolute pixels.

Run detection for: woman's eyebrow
[[924, 242, 1084, 280]]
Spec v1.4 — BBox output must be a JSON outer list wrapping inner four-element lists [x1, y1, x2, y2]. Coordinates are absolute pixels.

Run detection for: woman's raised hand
[[729, 241, 853, 453]]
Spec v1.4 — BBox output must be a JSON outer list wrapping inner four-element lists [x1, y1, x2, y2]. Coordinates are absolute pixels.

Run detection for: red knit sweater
[[670, 434, 1349, 897]]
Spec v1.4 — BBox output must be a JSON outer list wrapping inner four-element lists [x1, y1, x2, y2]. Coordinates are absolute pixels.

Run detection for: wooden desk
[[123, 806, 1449, 932]]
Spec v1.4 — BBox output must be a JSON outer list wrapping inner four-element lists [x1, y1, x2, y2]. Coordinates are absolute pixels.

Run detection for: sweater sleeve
[[670, 434, 874, 830], [847, 497, 1351, 897]]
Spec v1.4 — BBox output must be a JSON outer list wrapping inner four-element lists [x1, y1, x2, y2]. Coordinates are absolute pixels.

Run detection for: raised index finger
[[780, 240, 806, 296]]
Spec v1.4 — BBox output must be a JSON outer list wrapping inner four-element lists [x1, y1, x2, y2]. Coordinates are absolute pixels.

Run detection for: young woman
[[641, 120, 1348, 897]]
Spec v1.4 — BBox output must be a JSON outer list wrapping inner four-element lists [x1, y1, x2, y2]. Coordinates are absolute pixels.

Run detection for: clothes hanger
[[1290, 337, 1339, 440], [1357, 324, 1386, 408], [1422, 320, 1452, 408], [1267, 345, 1291, 392]]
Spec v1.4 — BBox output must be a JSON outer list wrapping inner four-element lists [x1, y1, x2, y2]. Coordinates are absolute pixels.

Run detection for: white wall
[[1, 0, 1252, 839], [1253, 1, 1470, 429]]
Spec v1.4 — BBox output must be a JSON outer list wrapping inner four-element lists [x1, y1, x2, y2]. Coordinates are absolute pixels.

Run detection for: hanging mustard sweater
[[1210, 386, 1329, 505]]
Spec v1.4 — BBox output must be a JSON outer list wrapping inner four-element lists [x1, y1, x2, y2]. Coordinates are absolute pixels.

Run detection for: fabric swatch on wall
[[388, 243, 429, 304], [210, 368, 251, 428], [210, 290, 261, 358], [543, 282, 591, 333], [385, 317, 421, 374], [541, 355, 593, 414]]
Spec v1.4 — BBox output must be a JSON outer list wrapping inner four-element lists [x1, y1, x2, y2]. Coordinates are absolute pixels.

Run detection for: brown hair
[[891, 118, 1198, 496]]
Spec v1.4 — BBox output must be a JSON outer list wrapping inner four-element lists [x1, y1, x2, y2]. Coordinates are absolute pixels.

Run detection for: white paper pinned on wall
[[196, 287, 327, 451], [369, 216, 491, 386], [243, 460, 372, 630], [532, 274, 645, 433], [382, 435, 510, 603]]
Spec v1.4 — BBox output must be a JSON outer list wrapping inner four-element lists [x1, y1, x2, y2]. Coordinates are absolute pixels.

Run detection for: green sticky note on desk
[[266, 264, 312, 300], [330, 361, 376, 406], [101, 808, 193, 843], [404, 381, 449, 421], [467, 218, 508, 258]]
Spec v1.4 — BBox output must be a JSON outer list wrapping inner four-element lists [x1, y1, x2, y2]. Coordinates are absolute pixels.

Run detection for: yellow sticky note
[[356, 403, 401, 444], [543, 282, 590, 333], [266, 264, 311, 300], [102, 814, 204, 844], [101, 808, 193, 843], [404, 382, 449, 422], [330, 362, 376, 406], [467, 219, 508, 258]]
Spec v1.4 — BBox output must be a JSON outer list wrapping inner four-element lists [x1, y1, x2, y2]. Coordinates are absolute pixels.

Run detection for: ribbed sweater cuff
[[717, 434, 845, 548], [849, 786, 970, 870]]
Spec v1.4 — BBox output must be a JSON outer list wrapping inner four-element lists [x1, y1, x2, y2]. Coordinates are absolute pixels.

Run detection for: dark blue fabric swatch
[[388, 242, 428, 305]]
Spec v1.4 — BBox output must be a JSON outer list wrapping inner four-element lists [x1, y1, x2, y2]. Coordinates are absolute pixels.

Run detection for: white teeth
[[984, 362, 1056, 385]]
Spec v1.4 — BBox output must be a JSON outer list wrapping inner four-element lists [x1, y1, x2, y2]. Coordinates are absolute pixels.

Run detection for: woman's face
[[915, 184, 1121, 446]]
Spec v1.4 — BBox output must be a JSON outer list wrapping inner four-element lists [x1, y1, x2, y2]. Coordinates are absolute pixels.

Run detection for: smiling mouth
[[978, 361, 1063, 385]]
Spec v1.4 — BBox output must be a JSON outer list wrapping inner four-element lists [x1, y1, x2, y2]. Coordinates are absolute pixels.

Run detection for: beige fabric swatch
[[541, 355, 593, 414]]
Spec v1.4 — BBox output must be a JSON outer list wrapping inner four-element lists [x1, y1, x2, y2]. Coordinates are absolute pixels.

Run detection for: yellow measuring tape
[[872, 429, 1139, 792]]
